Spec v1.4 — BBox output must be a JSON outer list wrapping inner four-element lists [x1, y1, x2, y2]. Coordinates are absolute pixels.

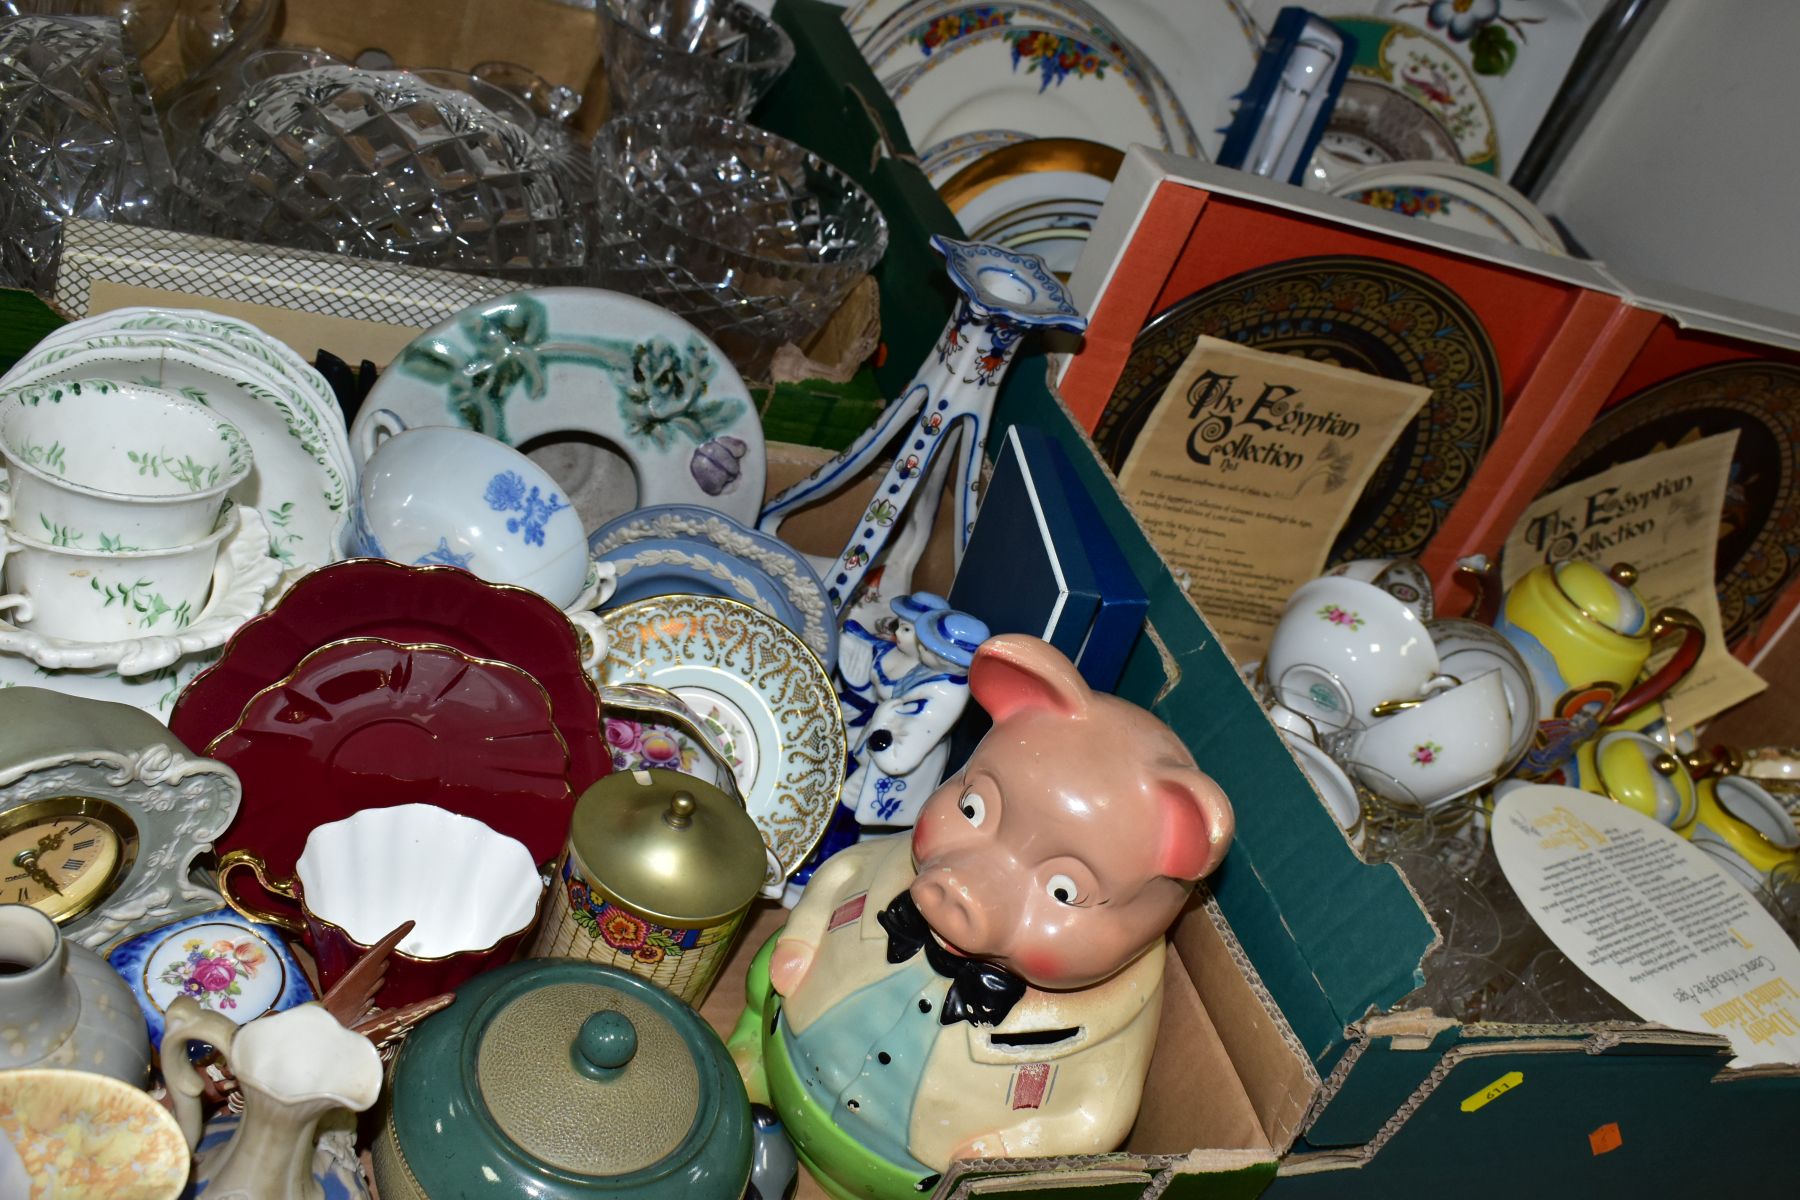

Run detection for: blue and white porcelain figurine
[[841, 598, 988, 828], [758, 237, 1086, 621]]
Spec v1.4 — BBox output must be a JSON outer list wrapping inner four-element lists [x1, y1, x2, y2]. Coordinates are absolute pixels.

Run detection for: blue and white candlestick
[[758, 236, 1086, 618]]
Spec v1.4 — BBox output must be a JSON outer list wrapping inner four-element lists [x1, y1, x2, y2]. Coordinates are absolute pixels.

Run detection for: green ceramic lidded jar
[[373, 958, 752, 1199]]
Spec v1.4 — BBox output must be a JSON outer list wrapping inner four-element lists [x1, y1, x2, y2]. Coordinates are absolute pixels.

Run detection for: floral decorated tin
[[529, 769, 766, 1006]]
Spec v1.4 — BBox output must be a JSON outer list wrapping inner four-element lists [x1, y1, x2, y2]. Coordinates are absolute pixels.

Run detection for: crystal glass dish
[[174, 61, 585, 281], [589, 109, 887, 377], [597, 0, 793, 119], [0, 13, 172, 291]]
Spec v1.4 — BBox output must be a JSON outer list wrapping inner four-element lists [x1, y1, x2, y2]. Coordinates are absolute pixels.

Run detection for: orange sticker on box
[[1589, 1122, 1623, 1155], [1459, 1070, 1523, 1112]]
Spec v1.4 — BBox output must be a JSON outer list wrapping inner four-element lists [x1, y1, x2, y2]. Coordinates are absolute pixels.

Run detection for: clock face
[[0, 797, 137, 924]]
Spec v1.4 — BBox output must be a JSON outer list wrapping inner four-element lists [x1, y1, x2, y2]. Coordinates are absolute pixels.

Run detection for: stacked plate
[[0, 308, 352, 718], [844, 0, 1263, 275], [1330, 161, 1565, 254]]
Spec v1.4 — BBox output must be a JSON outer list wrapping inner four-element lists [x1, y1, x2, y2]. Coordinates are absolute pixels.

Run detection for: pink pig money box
[[729, 635, 1234, 1199]]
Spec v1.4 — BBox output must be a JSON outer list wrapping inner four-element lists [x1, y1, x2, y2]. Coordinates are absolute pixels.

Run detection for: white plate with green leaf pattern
[[358, 289, 766, 528], [35, 308, 353, 475], [0, 338, 351, 573]]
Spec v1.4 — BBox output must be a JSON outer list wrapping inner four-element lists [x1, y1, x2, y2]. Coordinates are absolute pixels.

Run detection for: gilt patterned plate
[[596, 596, 845, 891], [358, 288, 766, 526], [1095, 255, 1503, 564], [1547, 361, 1800, 648], [588, 503, 837, 671]]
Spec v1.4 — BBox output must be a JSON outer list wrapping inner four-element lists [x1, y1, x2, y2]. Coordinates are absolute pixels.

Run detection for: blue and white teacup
[[353, 418, 589, 608]]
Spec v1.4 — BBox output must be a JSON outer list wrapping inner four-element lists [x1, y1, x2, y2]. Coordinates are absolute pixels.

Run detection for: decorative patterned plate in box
[[595, 596, 845, 893], [1095, 254, 1503, 565], [1547, 361, 1800, 647]]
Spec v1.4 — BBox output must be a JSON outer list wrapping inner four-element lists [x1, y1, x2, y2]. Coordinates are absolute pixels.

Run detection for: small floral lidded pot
[[530, 769, 766, 1006]]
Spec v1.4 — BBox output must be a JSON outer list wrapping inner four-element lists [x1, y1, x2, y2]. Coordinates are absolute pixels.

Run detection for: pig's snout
[[911, 864, 1007, 956]]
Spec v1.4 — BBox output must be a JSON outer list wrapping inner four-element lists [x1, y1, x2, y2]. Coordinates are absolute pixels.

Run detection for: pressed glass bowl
[[596, 0, 794, 120], [0, 13, 172, 291], [589, 109, 887, 377], [173, 62, 585, 282]]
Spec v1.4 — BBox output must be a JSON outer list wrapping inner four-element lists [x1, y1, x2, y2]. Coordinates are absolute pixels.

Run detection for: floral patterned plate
[[596, 596, 845, 894], [205, 638, 574, 912], [357, 288, 766, 527], [105, 906, 314, 1048], [862, 0, 1203, 157], [0, 336, 351, 573], [887, 24, 1171, 157], [169, 558, 610, 796], [0, 1068, 191, 1199]]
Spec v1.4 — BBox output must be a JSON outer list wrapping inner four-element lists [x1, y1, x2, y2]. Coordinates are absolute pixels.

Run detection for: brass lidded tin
[[530, 768, 766, 1005]]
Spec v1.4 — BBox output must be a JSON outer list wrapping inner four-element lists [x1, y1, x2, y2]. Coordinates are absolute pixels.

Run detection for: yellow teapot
[[1491, 561, 1703, 779], [1568, 730, 1699, 830]]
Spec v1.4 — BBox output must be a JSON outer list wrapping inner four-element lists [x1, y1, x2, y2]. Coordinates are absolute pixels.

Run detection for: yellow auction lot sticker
[[1461, 1070, 1524, 1113]]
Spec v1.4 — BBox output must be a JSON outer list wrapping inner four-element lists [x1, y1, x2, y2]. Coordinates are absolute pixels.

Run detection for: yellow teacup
[[1689, 777, 1800, 892]]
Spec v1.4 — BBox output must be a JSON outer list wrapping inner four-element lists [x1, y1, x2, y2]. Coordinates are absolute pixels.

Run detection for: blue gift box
[[950, 423, 1148, 693]]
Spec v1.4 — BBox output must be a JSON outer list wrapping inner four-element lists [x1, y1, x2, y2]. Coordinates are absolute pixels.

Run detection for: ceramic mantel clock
[[0, 688, 242, 950]]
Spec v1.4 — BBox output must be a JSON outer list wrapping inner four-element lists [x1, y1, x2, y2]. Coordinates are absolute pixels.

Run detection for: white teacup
[[0, 508, 237, 642], [1326, 557, 1434, 620], [1268, 576, 1442, 731], [353, 418, 589, 609], [1424, 617, 1539, 776], [1340, 669, 1512, 809], [0, 378, 252, 550]]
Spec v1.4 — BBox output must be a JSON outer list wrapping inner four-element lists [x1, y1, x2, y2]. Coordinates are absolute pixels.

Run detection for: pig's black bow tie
[[878, 892, 1026, 1027]]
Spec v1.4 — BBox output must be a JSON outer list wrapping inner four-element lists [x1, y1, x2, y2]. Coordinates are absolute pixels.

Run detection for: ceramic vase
[[757, 236, 1086, 622], [0, 903, 150, 1084], [164, 997, 383, 1200]]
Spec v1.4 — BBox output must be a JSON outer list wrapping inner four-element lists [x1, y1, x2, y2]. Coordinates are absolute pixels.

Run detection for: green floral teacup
[[0, 378, 252, 551], [0, 508, 237, 642]]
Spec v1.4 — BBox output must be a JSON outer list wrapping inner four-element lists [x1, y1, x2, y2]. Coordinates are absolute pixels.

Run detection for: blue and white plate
[[589, 504, 836, 672], [106, 907, 314, 1049]]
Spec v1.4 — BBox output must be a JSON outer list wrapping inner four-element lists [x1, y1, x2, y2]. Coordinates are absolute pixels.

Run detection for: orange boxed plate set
[[0, 2, 1798, 1200]]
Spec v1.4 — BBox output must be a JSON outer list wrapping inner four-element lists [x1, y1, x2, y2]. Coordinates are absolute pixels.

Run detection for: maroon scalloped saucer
[[172, 559, 607, 797], [206, 638, 572, 909]]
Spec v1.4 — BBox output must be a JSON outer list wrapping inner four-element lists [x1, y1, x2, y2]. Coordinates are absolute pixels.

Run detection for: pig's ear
[[1154, 768, 1235, 882], [969, 635, 1089, 723]]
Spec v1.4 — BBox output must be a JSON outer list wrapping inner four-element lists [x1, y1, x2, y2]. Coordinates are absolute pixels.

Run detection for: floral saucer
[[588, 503, 836, 671], [357, 288, 767, 526], [105, 906, 314, 1048], [595, 596, 845, 894], [0, 505, 280, 675]]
